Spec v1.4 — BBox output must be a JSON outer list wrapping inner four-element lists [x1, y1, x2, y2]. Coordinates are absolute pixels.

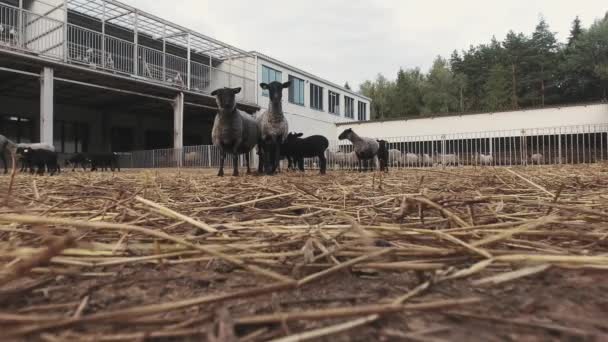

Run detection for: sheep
[[66, 153, 88, 171], [338, 129, 379, 172], [184, 151, 199, 167], [16, 143, 55, 172], [388, 149, 402, 167], [422, 154, 433, 166], [0, 134, 16, 174], [87, 153, 120, 172], [434, 153, 459, 167], [16, 147, 60, 175], [327, 151, 346, 170], [282, 133, 329, 174], [403, 153, 419, 166], [475, 153, 494, 166], [211, 87, 259, 177], [530, 153, 544, 165], [257, 81, 291, 175]]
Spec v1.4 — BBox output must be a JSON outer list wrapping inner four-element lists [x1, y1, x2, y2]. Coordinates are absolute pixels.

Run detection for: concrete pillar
[[173, 92, 184, 149], [40, 67, 54, 145]]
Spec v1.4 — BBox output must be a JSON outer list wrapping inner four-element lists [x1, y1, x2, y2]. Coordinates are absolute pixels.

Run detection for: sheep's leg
[[232, 153, 239, 177], [0, 152, 6, 174], [272, 143, 281, 174], [297, 158, 304, 172], [319, 154, 327, 175], [358, 159, 363, 173], [257, 146, 264, 174], [263, 142, 274, 175], [245, 153, 251, 174], [218, 150, 226, 177]]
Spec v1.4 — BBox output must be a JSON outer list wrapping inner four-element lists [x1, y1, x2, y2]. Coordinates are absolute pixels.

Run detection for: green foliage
[[359, 14, 608, 118], [483, 64, 512, 111]]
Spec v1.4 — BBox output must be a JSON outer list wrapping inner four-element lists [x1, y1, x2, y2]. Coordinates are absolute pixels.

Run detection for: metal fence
[[0, 3, 256, 104], [112, 123, 608, 170]]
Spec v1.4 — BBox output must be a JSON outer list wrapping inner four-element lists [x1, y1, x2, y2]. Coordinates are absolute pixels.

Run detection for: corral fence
[[114, 123, 608, 170]]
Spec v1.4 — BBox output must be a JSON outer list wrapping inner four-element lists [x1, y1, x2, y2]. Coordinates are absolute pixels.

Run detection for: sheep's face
[[16, 147, 30, 156], [338, 129, 354, 140], [260, 81, 291, 103], [211, 87, 241, 111], [286, 132, 304, 142]]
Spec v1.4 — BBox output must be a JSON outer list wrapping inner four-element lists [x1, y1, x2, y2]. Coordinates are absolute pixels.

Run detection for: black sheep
[[377, 140, 389, 172], [282, 133, 329, 174], [87, 153, 120, 172], [17, 148, 60, 176], [66, 153, 89, 171]]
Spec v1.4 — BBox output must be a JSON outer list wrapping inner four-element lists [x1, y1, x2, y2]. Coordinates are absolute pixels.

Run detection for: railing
[[0, 3, 256, 104], [112, 123, 608, 170]]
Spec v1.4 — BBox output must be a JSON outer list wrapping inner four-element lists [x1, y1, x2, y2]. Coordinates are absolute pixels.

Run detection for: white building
[[252, 52, 370, 139]]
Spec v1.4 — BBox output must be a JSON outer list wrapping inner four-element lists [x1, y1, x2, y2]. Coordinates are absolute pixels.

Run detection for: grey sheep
[[338, 128, 379, 172], [211, 87, 260, 177], [0, 134, 16, 174], [257, 81, 291, 175]]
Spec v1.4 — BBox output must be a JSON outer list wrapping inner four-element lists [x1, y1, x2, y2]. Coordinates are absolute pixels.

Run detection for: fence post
[[558, 132, 562, 164], [520, 129, 526, 166], [207, 146, 212, 168], [441, 134, 446, 166]]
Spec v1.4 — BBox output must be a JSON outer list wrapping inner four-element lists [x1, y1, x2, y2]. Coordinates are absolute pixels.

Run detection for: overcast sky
[[124, 0, 606, 89]]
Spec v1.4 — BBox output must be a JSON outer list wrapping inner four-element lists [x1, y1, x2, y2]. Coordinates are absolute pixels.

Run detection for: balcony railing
[[0, 3, 256, 104]]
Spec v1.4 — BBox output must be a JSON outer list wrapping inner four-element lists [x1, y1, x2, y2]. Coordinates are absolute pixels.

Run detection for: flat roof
[[336, 101, 608, 126], [251, 51, 372, 102]]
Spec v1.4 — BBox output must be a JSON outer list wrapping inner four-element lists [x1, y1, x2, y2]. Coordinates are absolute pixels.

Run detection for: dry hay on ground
[[0, 165, 608, 341]]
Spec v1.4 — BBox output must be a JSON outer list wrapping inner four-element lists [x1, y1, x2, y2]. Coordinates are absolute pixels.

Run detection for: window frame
[[328, 91, 341, 115], [310, 83, 324, 111], [344, 96, 355, 119], [288, 75, 305, 106], [358, 101, 367, 121]]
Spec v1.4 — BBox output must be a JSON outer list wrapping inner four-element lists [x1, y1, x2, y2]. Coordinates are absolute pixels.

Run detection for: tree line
[[357, 13, 608, 120]]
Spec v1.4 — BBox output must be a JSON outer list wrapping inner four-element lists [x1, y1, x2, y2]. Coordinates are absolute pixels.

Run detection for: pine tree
[[568, 16, 584, 47], [483, 64, 512, 111], [531, 18, 559, 106], [503, 31, 530, 109]]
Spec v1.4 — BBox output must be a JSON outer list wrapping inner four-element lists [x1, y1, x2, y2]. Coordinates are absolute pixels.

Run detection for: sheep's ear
[[260, 83, 269, 90], [232, 87, 242, 94], [211, 89, 219, 96], [282, 81, 292, 89]]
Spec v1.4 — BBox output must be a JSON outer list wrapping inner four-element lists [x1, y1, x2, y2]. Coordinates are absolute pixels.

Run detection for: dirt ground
[[0, 165, 607, 341]]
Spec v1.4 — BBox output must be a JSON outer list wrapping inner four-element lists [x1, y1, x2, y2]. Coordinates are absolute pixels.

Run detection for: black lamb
[[282, 133, 329, 174]]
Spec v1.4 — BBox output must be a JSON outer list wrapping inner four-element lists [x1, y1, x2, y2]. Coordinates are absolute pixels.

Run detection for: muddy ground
[[0, 165, 607, 341]]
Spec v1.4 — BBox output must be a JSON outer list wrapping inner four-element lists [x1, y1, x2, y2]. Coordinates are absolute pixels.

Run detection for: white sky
[[123, 0, 606, 89]]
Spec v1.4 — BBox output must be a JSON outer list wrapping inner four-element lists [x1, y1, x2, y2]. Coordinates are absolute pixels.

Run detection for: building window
[[54, 121, 89, 153], [262, 65, 282, 97], [358, 101, 367, 121], [288, 75, 305, 106], [310, 84, 323, 111], [328, 91, 340, 115], [344, 96, 355, 119]]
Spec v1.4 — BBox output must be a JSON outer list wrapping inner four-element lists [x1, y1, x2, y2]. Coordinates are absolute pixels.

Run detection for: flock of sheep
[[0, 135, 120, 175]]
